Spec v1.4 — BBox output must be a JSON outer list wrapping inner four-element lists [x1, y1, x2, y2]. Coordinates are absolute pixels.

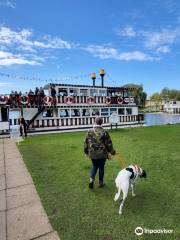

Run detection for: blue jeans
[[90, 159, 106, 183]]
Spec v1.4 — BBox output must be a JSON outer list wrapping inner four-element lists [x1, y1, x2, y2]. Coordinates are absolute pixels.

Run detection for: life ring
[[117, 97, 123, 104], [123, 97, 130, 104], [21, 96, 29, 105], [65, 96, 74, 104], [0, 95, 8, 104], [43, 96, 52, 105], [105, 97, 111, 105], [129, 97, 134, 104], [87, 96, 95, 104]]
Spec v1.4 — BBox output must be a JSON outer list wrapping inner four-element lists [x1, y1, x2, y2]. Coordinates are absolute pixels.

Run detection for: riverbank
[[18, 125, 180, 240], [145, 112, 180, 115], [143, 111, 162, 114]]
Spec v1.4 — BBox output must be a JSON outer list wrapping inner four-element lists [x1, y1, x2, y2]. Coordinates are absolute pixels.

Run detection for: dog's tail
[[114, 187, 121, 202]]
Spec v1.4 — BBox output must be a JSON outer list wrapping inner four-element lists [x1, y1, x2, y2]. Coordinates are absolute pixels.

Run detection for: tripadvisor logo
[[135, 227, 174, 236], [135, 227, 143, 236]]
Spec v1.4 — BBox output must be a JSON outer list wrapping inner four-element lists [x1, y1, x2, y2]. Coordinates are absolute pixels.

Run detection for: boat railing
[[0, 95, 136, 107], [9, 114, 144, 129]]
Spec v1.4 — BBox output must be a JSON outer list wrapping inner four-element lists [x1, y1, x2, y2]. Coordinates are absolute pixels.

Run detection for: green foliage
[[19, 126, 180, 240], [151, 87, 180, 100], [122, 83, 147, 107], [150, 92, 162, 101]]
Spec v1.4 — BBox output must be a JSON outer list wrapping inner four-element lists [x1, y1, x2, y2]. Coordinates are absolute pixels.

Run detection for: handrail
[[9, 114, 144, 129], [0, 95, 136, 107]]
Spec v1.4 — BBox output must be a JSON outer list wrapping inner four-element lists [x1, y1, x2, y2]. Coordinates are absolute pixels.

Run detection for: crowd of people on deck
[[6, 85, 57, 106]]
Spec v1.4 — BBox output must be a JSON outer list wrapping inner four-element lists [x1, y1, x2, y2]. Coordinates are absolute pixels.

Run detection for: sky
[[0, 0, 180, 96]]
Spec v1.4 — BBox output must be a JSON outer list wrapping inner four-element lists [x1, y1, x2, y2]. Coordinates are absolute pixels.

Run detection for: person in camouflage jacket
[[84, 117, 116, 189]]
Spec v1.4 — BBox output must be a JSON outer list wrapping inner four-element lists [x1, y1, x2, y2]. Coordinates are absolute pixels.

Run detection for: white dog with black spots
[[114, 165, 147, 214]]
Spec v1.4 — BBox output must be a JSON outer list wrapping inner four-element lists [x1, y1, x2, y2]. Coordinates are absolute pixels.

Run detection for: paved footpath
[[0, 138, 60, 240]]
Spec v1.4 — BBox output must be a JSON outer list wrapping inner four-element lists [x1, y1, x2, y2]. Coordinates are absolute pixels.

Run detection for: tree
[[150, 92, 161, 101], [122, 83, 147, 107], [151, 87, 180, 101]]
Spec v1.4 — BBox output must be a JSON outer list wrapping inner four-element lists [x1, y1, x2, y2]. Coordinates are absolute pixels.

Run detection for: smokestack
[[90, 73, 96, 87], [99, 69, 105, 87]]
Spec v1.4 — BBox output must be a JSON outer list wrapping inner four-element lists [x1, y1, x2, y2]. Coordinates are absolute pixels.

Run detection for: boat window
[[71, 109, 80, 117], [82, 109, 90, 116], [118, 108, 125, 115], [99, 90, 106, 96], [110, 108, 117, 114], [43, 109, 53, 117], [126, 108, 132, 115], [101, 108, 109, 116], [80, 89, 88, 96], [59, 109, 70, 117], [69, 88, 78, 96], [90, 89, 98, 96], [9, 110, 21, 119], [92, 108, 100, 116], [58, 88, 68, 96]]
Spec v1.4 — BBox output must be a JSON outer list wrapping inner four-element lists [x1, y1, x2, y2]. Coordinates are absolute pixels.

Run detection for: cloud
[[0, 82, 12, 87], [0, 0, 15, 8], [83, 45, 119, 59], [0, 50, 12, 58], [0, 57, 40, 66], [116, 26, 136, 37], [156, 46, 170, 53], [142, 29, 180, 49], [117, 51, 155, 61], [0, 26, 76, 66], [0, 50, 41, 66], [115, 25, 180, 56], [83, 45, 155, 61], [0, 25, 168, 66], [0, 26, 76, 52]]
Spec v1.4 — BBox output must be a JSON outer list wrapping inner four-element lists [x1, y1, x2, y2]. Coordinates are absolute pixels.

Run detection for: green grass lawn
[[19, 125, 180, 240]]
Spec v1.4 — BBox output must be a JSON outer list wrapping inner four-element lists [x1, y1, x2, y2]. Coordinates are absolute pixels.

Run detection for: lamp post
[[90, 73, 96, 87], [99, 69, 105, 87]]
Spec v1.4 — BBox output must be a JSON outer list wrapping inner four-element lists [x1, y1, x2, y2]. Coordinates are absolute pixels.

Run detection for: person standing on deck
[[84, 117, 116, 189], [20, 117, 27, 137]]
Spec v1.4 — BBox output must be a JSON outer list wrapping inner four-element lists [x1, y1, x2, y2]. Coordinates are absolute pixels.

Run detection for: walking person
[[84, 117, 116, 189], [20, 117, 27, 137]]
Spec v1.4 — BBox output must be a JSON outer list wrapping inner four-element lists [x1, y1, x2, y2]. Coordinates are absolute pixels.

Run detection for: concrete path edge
[[0, 138, 60, 240]]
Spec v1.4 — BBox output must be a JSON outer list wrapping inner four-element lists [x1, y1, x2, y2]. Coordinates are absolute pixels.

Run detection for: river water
[[145, 113, 180, 126]]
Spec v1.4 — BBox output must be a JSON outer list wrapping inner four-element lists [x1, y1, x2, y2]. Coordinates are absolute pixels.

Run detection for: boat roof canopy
[[44, 83, 135, 91]]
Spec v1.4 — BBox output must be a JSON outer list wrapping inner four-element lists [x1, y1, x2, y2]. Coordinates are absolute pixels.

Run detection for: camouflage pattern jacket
[[84, 125, 115, 160]]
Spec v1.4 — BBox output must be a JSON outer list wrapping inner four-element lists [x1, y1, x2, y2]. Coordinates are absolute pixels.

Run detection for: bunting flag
[[0, 71, 117, 86], [0, 71, 93, 83]]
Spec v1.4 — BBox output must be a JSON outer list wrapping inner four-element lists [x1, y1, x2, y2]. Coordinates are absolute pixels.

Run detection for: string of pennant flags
[[0, 71, 119, 86], [0, 71, 92, 83]]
